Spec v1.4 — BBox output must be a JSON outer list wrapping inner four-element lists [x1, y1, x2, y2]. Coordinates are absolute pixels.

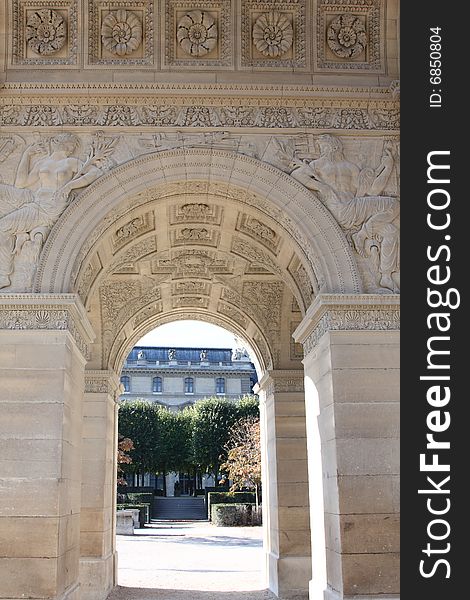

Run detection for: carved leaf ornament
[[101, 9, 143, 56], [26, 9, 67, 55], [327, 13, 367, 59], [177, 10, 218, 57], [252, 11, 293, 58]]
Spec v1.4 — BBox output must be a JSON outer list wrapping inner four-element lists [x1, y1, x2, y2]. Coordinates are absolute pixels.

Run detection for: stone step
[[152, 497, 207, 520]]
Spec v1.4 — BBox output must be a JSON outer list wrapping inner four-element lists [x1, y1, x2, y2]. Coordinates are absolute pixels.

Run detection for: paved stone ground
[[107, 521, 276, 600]]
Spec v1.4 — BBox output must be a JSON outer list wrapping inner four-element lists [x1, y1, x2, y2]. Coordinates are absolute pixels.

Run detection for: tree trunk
[[162, 470, 167, 496]]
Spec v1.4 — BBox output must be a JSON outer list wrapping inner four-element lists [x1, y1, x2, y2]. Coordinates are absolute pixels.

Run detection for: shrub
[[207, 491, 256, 519], [126, 492, 154, 504], [211, 503, 262, 527]]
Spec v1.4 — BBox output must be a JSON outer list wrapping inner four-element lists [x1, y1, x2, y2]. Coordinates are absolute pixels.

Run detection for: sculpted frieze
[[0, 132, 117, 292], [269, 133, 400, 293], [0, 101, 400, 131]]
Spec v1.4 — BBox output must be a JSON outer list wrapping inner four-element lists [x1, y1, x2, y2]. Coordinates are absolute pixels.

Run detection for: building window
[[121, 375, 130, 393], [216, 377, 225, 394], [184, 377, 194, 394], [152, 377, 162, 393]]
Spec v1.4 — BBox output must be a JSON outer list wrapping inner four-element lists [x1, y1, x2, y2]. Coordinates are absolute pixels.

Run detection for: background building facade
[[120, 345, 257, 409]]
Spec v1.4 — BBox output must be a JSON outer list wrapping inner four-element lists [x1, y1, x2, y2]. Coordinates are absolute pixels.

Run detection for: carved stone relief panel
[[172, 281, 210, 296], [316, 0, 384, 72], [170, 226, 220, 248], [77, 252, 102, 303], [112, 211, 155, 253], [240, 0, 308, 70], [235, 213, 281, 255], [11, 0, 78, 65], [169, 202, 223, 225], [290, 320, 303, 360], [163, 0, 233, 68], [288, 255, 314, 308], [217, 302, 248, 329], [171, 295, 209, 309], [87, 0, 154, 66], [151, 249, 233, 279]]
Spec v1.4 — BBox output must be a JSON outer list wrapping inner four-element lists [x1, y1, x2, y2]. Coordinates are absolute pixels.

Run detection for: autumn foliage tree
[[117, 435, 134, 486], [222, 417, 261, 508]]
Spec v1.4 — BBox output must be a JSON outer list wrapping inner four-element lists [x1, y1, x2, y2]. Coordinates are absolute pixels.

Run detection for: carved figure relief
[[0, 133, 116, 291], [101, 9, 142, 56], [252, 11, 293, 58], [327, 13, 367, 59], [26, 8, 67, 55], [289, 134, 399, 292], [177, 10, 218, 57]]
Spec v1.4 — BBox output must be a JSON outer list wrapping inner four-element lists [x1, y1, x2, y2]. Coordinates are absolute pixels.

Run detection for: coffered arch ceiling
[[34, 149, 360, 371]]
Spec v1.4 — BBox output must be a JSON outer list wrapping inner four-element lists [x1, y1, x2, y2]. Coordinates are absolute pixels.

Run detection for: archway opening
[[115, 320, 266, 594]]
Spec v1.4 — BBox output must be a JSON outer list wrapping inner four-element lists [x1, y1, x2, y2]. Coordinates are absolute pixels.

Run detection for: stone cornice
[[0, 293, 95, 359], [0, 81, 399, 97], [84, 369, 121, 397], [256, 369, 305, 396], [294, 293, 400, 356]]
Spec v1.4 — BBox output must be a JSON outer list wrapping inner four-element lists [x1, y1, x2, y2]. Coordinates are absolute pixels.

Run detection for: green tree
[[236, 395, 259, 420], [118, 400, 160, 479], [191, 397, 238, 485]]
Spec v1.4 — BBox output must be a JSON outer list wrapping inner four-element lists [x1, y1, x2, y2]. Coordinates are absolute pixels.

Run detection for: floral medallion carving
[[241, 0, 307, 69], [327, 13, 367, 59], [252, 11, 293, 58], [88, 0, 153, 65], [317, 0, 384, 71], [12, 0, 77, 65], [177, 10, 218, 57], [165, 0, 232, 68], [25, 8, 67, 55], [101, 9, 142, 56]]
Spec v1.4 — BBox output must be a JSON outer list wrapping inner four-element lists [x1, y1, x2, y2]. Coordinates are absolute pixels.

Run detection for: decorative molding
[[87, 0, 153, 66], [317, 0, 384, 72], [11, 0, 78, 66], [84, 369, 121, 396], [257, 369, 304, 395], [0, 293, 94, 358], [217, 301, 248, 329], [0, 83, 399, 130], [294, 293, 400, 355]]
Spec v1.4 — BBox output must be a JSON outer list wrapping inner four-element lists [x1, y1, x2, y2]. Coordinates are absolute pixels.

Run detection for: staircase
[[152, 496, 207, 521]]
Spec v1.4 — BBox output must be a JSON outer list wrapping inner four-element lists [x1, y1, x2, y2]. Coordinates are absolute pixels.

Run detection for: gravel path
[[107, 521, 276, 600]]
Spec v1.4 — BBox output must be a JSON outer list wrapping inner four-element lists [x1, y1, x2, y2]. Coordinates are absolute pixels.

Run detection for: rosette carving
[[101, 9, 142, 57], [327, 13, 367, 59], [252, 11, 293, 58], [177, 10, 218, 57], [25, 9, 67, 55]]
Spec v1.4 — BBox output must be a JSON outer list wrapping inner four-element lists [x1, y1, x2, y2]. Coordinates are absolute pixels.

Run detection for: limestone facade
[[0, 2, 399, 600]]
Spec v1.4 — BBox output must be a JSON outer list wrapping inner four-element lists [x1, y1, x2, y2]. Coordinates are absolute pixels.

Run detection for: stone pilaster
[[294, 295, 400, 600], [0, 294, 95, 600], [256, 370, 312, 600], [79, 370, 121, 600]]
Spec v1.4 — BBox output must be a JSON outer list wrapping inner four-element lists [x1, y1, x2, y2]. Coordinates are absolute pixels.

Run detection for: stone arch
[[34, 148, 361, 296], [113, 310, 270, 377]]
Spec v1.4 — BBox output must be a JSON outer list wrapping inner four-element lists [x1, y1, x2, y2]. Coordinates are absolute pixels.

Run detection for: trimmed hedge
[[211, 503, 262, 527], [126, 492, 154, 504], [207, 491, 256, 520]]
